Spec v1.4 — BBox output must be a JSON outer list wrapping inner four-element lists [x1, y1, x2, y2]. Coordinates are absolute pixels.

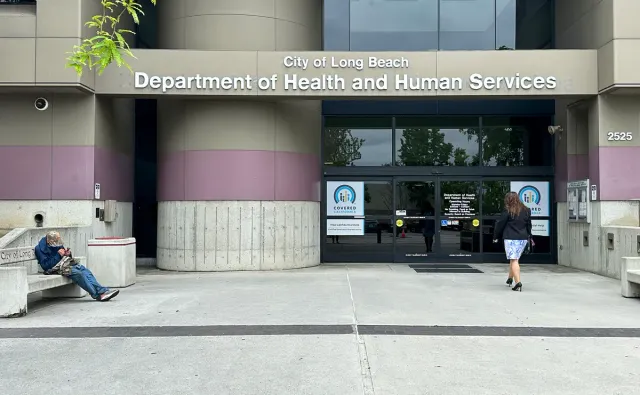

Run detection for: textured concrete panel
[[274, 101, 321, 154], [183, 0, 276, 18], [275, 19, 319, 51], [158, 100, 321, 154], [609, 40, 640, 88], [0, 95, 53, 145], [598, 41, 615, 90], [51, 94, 96, 146], [35, 37, 84, 86], [95, 97, 135, 154], [35, 0, 81, 38], [557, 201, 640, 279], [157, 201, 320, 271], [185, 15, 276, 50], [0, 4, 36, 38], [181, 101, 277, 152], [555, 0, 613, 50], [613, 0, 640, 39], [0, 38, 36, 84], [597, 95, 640, 148], [159, 0, 321, 51]]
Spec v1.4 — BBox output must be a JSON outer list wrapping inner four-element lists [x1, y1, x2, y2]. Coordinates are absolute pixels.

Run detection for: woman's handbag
[[524, 236, 534, 254]]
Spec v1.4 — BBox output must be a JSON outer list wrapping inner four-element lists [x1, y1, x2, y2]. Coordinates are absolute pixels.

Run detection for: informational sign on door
[[326, 181, 365, 216], [510, 181, 549, 217], [443, 193, 476, 219], [531, 220, 550, 236], [326, 219, 364, 235]]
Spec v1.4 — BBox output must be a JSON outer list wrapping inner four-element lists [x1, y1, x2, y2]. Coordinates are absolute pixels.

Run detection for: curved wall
[[156, 0, 322, 271]]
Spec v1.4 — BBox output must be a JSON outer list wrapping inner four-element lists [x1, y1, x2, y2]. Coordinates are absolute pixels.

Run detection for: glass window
[[396, 117, 480, 166], [324, 117, 393, 167], [496, 0, 553, 50], [324, 0, 350, 50], [496, 0, 516, 49], [324, 180, 394, 262], [349, 0, 438, 50], [439, 0, 496, 50], [482, 117, 552, 166], [482, 181, 510, 215], [482, 181, 551, 255]]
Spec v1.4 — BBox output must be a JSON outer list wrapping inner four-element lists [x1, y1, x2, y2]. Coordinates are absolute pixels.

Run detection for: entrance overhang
[[94, 49, 598, 99]]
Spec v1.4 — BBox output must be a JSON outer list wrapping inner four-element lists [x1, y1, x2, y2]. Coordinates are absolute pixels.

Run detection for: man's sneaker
[[99, 289, 120, 301]]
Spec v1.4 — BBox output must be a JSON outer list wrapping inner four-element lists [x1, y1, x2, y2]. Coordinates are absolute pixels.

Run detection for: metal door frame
[[393, 176, 483, 263]]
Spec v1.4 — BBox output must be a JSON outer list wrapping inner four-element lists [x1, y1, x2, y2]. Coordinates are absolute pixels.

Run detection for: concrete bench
[[621, 257, 640, 298], [0, 247, 87, 318]]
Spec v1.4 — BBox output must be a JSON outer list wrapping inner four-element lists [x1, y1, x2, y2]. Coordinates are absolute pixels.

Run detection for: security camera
[[34, 97, 49, 111], [547, 125, 563, 135]]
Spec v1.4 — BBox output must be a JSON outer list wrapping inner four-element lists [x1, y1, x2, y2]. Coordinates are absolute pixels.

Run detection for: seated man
[[34, 231, 119, 302]]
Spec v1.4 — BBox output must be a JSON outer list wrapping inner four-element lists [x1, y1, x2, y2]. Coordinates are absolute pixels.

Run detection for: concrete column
[[156, 0, 322, 271], [0, 267, 28, 318], [557, 95, 640, 279]]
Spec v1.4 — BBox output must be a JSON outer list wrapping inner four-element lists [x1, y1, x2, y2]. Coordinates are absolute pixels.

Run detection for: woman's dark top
[[493, 207, 532, 240]]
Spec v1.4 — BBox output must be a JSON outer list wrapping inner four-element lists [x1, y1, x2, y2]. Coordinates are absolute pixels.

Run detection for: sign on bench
[[0, 247, 35, 265]]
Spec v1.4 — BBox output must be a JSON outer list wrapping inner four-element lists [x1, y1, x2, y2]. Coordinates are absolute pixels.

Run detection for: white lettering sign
[[327, 219, 365, 236], [531, 220, 550, 237], [134, 56, 558, 93], [0, 247, 35, 265]]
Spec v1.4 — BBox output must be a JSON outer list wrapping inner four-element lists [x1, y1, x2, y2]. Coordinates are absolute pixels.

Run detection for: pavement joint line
[[347, 268, 376, 395], [1, 325, 640, 339]]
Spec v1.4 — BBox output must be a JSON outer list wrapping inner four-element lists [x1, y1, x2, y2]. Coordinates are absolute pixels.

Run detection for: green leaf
[[69, 0, 156, 77]]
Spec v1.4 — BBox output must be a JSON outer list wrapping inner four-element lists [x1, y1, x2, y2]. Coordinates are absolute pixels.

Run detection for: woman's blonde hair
[[504, 192, 527, 217]]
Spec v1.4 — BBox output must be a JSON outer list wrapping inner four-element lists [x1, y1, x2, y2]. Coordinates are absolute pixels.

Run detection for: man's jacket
[[34, 237, 63, 272]]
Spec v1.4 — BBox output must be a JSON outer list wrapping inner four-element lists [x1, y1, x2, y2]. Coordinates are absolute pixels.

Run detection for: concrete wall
[[157, 201, 320, 271], [558, 202, 640, 279], [0, 93, 134, 238]]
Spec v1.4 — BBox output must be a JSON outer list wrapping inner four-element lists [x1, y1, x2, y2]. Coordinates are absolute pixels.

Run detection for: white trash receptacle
[[87, 237, 136, 288]]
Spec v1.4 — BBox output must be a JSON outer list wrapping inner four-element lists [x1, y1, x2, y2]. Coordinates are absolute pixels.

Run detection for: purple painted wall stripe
[[158, 150, 320, 202], [597, 146, 640, 200], [0, 146, 132, 201]]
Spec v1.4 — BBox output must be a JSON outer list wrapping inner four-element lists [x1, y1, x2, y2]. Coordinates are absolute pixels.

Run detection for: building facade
[[1, 0, 639, 276]]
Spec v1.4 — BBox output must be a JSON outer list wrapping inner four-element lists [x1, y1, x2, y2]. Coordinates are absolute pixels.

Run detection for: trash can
[[87, 237, 136, 288]]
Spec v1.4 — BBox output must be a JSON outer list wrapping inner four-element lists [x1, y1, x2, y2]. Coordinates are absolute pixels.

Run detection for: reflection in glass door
[[395, 178, 482, 262], [324, 180, 394, 263], [395, 180, 438, 261]]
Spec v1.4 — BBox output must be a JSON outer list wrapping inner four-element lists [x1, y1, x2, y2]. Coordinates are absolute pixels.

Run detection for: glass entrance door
[[394, 178, 481, 262]]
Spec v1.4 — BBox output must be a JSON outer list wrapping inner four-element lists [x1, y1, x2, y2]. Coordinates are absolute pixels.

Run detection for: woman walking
[[493, 192, 533, 292]]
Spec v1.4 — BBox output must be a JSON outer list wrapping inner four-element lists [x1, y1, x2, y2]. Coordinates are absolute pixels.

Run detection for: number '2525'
[[607, 132, 633, 141]]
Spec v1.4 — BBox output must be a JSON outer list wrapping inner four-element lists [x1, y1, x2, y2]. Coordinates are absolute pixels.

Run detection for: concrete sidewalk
[[1, 264, 639, 395]]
